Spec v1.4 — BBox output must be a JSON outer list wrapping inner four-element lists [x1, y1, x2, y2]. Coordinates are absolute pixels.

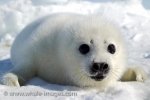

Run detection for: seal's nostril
[[91, 62, 109, 74], [102, 63, 109, 74], [102, 63, 109, 70], [92, 63, 100, 71]]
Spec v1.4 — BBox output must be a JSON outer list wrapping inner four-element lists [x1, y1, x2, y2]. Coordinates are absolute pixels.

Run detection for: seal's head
[[58, 16, 126, 88]]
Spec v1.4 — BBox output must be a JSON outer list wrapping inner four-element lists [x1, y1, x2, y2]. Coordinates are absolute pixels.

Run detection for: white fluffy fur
[[2, 13, 146, 89]]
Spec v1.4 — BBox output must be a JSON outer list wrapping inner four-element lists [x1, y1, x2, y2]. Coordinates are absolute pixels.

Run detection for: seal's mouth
[[90, 73, 106, 81]]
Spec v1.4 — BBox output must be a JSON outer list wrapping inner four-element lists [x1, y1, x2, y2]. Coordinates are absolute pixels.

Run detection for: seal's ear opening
[[90, 40, 94, 44]]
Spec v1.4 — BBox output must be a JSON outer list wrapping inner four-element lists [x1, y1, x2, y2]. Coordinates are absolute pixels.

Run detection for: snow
[[0, 0, 150, 100]]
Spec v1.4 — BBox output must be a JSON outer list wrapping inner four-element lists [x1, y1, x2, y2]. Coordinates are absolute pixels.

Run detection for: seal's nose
[[91, 62, 109, 74]]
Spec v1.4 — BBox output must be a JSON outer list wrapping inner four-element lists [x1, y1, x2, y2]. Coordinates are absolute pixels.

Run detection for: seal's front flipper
[[121, 67, 147, 82], [2, 64, 36, 86], [2, 73, 20, 87]]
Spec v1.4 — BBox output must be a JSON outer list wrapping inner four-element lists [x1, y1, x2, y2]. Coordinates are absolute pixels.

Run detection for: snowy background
[[0, 0, 150, 100]]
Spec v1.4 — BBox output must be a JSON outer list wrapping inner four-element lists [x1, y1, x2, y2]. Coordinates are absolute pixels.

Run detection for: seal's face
[[59, 18, 126, 86], [78, 42, 116, 81]]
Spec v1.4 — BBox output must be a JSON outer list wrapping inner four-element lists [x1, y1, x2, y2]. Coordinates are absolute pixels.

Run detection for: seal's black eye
[[107, 44, 116, 54], [79, 44, 90, 55]]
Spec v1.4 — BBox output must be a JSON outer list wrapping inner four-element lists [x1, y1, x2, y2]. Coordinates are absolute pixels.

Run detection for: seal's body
[[2, 13, 146, 89]]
